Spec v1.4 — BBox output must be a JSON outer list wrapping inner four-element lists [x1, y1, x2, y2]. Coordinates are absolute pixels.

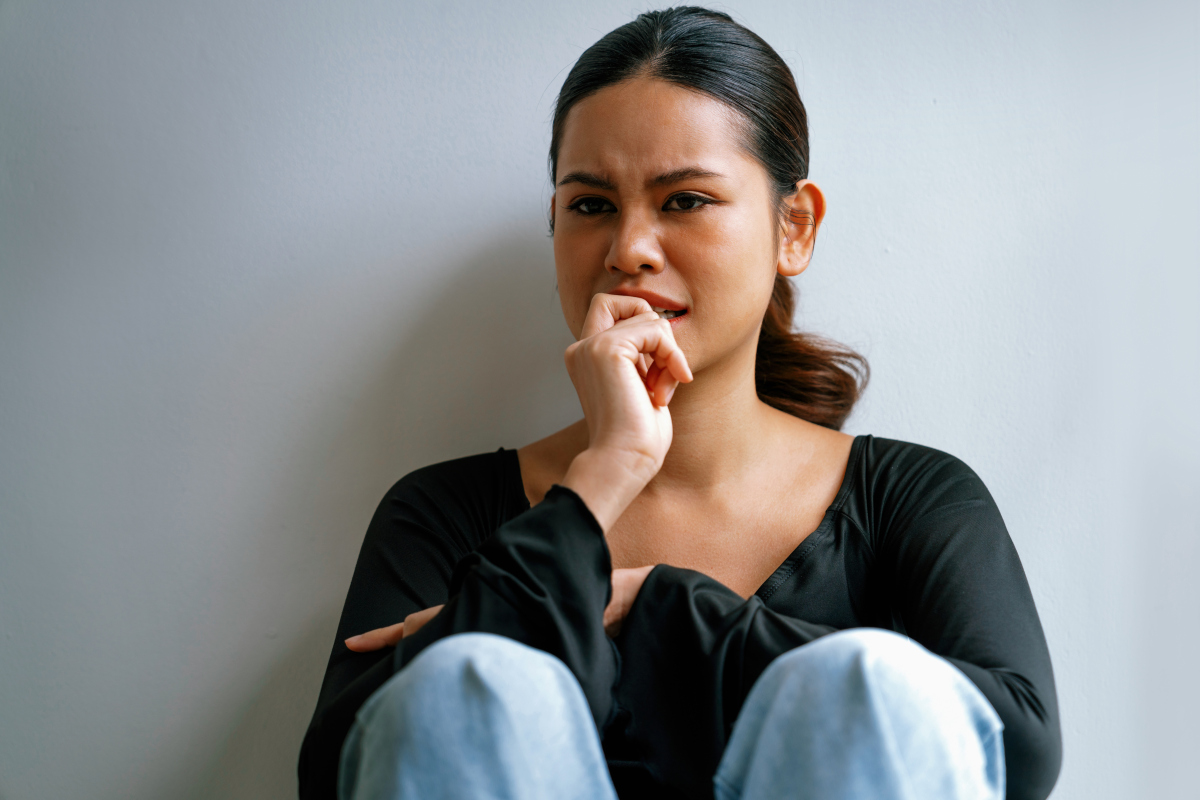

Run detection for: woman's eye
[[664, 193, 710, 211], [568, 197, 615, 215]]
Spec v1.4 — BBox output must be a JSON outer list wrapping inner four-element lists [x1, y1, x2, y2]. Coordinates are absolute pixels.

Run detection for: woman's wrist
[[560, 447, 655, 533]]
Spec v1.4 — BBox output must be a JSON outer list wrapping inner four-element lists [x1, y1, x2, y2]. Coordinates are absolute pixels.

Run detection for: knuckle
[[592, 337, 622, 358]]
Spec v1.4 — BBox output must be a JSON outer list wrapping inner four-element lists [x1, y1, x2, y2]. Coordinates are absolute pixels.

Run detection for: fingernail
[[344, 635, 361, 645], [664, 384, 676, 404]]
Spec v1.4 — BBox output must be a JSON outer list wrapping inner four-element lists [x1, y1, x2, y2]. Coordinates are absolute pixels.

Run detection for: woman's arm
[[880, 453, 1061, 800], [299, 293, 693, 799]]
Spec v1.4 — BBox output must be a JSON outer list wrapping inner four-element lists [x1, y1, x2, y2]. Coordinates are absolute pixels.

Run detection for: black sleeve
[[880, 455, 1061, 800], [394, 483, 618, 716], [298, 482, 616, 800], [611, 453, 1061, 800]]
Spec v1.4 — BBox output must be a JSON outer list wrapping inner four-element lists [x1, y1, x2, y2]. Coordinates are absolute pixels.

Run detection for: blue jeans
[[338, 630, 1005, 800]]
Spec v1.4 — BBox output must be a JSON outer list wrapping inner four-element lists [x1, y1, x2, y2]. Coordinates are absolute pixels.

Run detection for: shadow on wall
[[190, 232, 576, 800]]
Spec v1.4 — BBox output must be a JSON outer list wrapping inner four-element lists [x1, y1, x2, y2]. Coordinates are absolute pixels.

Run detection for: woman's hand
[[603, 565, 655, 637], [343, 604, 444, 652], [562, 294, 692, 531]]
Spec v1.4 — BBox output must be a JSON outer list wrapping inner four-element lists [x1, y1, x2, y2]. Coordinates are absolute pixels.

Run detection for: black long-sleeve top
[[298, 434, 1061, 800]]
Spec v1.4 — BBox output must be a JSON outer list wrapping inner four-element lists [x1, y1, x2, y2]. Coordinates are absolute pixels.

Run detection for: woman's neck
[[644, 351, 783, 494], [520, 348, 817, 506]]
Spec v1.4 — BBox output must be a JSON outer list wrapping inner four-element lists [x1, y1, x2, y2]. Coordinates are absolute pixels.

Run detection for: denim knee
[[361, 632, 577, 725], [761, 628, 1004, 780], [340, 633, 613, 800], [396, 632, 566, 687], [772, 627, 926, 672], [765, 628, 988, 711], [716, 629, 1005, 800]]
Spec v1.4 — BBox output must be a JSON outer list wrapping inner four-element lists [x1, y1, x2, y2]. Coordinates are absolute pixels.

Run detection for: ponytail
[[756, 275, 868, 430]]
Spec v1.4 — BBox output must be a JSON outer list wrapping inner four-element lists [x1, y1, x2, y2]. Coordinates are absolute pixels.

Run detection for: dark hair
[[549, 6, 868, 430]]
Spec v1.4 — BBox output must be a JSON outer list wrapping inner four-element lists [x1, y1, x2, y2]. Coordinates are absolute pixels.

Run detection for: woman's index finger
[[344, 620, 405, 652], [580, 293, 657, 339], [615, 315, 694, 384]]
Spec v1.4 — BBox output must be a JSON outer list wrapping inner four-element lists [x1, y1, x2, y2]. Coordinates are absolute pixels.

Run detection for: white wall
[[1, 1, 1195, 798]]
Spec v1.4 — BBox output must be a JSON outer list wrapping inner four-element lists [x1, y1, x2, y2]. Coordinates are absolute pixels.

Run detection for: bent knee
[[365, 633, 578, 718], [818, 628, 934, 675], [403, 633, 569, 689], [770, 629, 999, 726], [776, 629, 946, 682]]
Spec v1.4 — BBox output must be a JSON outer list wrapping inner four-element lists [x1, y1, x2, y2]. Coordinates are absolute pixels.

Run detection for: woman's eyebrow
[[647, 167, 724, 187], [557, 167, 726, 190], [557, 171, 615, 190]]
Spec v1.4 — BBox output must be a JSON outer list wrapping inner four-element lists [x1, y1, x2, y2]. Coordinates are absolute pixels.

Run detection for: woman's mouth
[[652, 306, 687, 320]]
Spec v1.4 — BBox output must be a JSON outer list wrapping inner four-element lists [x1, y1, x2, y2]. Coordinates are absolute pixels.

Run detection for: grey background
[[1, 1, 1196, 798]]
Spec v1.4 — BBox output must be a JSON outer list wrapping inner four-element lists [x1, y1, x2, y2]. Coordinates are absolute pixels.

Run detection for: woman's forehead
[[555, 77, 755, 184]]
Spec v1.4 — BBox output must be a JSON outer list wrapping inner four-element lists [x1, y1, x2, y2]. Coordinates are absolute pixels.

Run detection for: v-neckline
[[754, 433, 866, 600], [500, 433, 867, 600]]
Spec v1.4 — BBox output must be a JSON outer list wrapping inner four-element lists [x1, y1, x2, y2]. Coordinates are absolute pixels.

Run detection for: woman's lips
[[659, 308, 687, 325], [652, 306, 686, 321], [607, 286, 687, 312]]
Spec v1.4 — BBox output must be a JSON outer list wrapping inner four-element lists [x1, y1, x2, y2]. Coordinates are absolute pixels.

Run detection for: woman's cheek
[[694, 266, 775, 351], [557, 276, 591, 340]]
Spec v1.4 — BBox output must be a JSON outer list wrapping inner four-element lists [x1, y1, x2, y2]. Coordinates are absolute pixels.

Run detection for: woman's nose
[[605, 210, 665, 275]]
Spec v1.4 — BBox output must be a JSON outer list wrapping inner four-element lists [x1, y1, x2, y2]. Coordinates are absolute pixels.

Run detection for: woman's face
[[552, 76, 798, 377]]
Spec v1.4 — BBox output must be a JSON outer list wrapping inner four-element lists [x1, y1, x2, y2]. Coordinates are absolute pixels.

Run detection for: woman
[[299, 8, 1061, 800]]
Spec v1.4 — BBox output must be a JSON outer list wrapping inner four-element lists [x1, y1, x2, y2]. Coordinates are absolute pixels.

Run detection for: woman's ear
[[777, 180, 826, 277], [549, 193, 557, 233]]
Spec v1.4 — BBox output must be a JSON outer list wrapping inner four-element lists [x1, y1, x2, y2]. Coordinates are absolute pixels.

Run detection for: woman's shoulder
[[852, 434, 984, 480], [841, 434, 999, 530], [370, 447, 530, 543], [389, 447, 516, 494]]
